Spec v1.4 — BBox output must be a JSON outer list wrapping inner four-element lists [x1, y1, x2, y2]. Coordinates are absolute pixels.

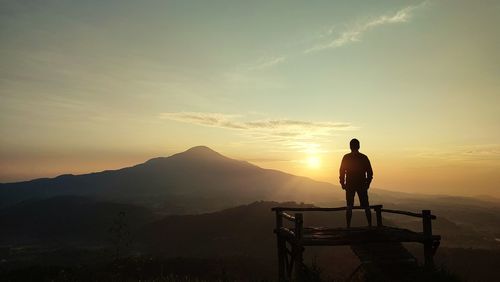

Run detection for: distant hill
[[2, 145, 499, 244], [0, 195, 156, 246], [2, 199, 500, 281], [0, 146, 343, 213], [0, 199, 371, 280]]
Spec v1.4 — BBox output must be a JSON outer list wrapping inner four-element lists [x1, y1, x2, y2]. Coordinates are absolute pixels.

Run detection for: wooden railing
[[272, 205, 436, 230]]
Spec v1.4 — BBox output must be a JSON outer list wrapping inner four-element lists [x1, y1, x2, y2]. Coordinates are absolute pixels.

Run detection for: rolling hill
[[2, 199, 500, 281]]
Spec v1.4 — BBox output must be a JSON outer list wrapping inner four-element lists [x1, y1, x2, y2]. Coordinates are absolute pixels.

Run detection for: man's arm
[[339, 155, 346, 189], [365, 156, 373, 189]]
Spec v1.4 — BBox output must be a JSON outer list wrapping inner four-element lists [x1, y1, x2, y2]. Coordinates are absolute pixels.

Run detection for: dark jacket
[[339, 152, 373, 189]]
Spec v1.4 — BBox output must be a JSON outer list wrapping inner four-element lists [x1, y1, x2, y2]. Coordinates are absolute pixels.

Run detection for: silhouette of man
[[339, 138, 373, 228]]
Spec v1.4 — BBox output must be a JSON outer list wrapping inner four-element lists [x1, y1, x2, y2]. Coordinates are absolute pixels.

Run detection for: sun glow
[[307, 156, 321, 169]]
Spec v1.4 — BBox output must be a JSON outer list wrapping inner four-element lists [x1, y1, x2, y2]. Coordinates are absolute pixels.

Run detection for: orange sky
[[1, 0, 499, 197]]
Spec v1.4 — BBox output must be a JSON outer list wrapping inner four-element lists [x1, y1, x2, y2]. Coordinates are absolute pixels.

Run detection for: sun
[[307, 156, 321, 169]]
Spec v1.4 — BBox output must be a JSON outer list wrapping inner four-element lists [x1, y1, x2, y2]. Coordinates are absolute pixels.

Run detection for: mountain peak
[[143, 146, 232, 167], [177, 146, 226, 160], [185, 146, 217, 154]]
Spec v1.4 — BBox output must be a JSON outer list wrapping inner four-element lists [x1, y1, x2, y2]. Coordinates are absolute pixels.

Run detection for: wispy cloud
[[305, 3, 424, 53], [159, 112, 356, 151], [246, 56, 286, 70], [413, 144, 500, 163], [241, 2, 427, 70], [159, 112, 246, 129], [160, 112, 353, 131]]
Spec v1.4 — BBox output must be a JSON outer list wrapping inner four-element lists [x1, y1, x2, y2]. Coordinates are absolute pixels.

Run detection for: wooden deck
[[272, 205, 441, 281], [276, 225, 441, 246]]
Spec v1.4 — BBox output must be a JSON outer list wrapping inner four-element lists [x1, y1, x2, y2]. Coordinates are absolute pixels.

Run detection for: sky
[[1, 0, 499, 197]]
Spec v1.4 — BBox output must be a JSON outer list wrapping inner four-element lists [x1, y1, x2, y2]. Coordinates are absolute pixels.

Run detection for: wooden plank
[[302, 226, 440, 241], [303, 226, 416, 235], [298, 226, 440, 246], [281, 212, 295, 222], [277, 227, 295, 237], [302, 236, 424, 246]]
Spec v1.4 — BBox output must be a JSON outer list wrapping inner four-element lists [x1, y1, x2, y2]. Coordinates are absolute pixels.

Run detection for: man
[[339, 138, 373, 228]]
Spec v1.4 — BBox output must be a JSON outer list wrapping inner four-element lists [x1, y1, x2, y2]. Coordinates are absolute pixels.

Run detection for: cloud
[[159, 112, 356, 151], [246, 56, 286, 70], [305, 3, 425, 53], [160, 112, 353, 131], [159, 112, 246, 129], [241, 2, 427, 71], [411, 144, 500, 163]]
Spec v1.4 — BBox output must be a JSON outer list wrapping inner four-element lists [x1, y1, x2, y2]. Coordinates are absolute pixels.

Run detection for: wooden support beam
[[375, 205, 383, 227], [275, 211, 283, 229], [275, 211, 286, 281], [294, 213, 304, 279], [284, 244, 291, 281], [294, 213, 303, 241], [422, 210, 434, 268]]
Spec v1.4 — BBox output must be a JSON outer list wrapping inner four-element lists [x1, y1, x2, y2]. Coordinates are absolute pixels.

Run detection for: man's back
[[339, 152, 373, 188], [339, 138, 373, 228]]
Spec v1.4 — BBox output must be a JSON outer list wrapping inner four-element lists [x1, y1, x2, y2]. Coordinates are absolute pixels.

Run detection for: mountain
[[0, 146, 343, 213], [2, 145, 498, 247]]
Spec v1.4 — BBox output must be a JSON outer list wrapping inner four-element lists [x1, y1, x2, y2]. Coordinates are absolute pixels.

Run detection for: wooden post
[[275, 211, 286, 281], [422, 210, 434, 268], [294, 213, 303, 240], [375, 206, 383, 227], [294, 213, 304, 279]]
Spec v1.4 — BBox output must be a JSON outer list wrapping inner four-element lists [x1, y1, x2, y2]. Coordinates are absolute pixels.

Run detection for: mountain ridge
[[0, 146, 342, 212]]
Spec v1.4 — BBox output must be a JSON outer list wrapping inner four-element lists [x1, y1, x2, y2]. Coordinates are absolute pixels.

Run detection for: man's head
[[350, 138, 360, 152]]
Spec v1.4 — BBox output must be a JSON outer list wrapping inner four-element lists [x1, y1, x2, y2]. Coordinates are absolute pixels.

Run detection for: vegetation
[[0, 256, 271, 282]]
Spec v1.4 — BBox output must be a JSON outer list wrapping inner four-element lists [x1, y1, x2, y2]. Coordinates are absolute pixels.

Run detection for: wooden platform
[[300, 226, 440, 245], [272, 205, 441, 281]]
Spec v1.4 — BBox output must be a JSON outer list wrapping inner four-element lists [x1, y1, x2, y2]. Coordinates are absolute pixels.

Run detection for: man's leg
[[358, 189, 372, 227], [345, 189, 355, 228]]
